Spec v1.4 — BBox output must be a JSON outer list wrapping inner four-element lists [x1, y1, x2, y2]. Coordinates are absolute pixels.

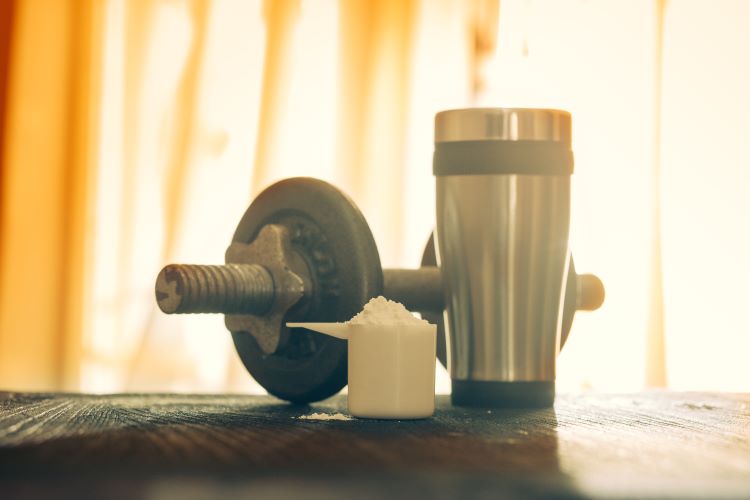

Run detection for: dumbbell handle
[[156, 264, 274, 315], [156, 263, 604, 316], [382, 268, 442, 311], [575, 273, 606, 311], [382, 269, 604, 312], [156, 264, 443, 315]]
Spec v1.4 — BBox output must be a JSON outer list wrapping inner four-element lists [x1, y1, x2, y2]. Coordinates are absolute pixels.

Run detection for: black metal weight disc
[[420, 233, 577, 369], [418, 234, 447, 367], [230, 178, 383, 403]]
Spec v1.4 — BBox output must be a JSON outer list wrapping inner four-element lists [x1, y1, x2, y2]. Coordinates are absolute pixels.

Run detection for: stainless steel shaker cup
[[434, 108, 573, 408]]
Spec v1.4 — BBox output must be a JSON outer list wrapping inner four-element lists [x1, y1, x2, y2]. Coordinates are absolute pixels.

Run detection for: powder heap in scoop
[[347, 296, 430, 325]]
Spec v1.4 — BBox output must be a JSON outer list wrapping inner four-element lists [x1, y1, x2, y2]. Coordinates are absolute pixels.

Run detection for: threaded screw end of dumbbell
[[155, 264, 274, 315]]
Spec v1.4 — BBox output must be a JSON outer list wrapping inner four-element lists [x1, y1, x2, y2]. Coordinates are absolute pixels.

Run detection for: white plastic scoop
[[286, 321, 436, 419], [286, 322, 349, 340]]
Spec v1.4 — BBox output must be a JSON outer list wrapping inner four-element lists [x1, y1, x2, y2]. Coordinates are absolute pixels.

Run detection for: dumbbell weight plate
[[230, 178, 383, 403], [420, 233, 577, 368]]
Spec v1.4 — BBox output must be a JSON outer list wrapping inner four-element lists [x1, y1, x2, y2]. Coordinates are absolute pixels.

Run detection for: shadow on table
[[0, 393, 582, 498]]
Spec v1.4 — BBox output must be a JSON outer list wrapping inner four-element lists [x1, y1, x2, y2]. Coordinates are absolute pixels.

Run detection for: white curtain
[[83, 0, 475, 393], [482, 0, 750, 392]]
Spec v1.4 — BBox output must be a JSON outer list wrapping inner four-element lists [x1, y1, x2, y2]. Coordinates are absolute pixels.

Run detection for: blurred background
[[1, 0, 748, 395]]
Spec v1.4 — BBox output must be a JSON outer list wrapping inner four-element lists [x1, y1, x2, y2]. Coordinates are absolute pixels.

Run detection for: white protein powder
[[347, 296, 430, 326]]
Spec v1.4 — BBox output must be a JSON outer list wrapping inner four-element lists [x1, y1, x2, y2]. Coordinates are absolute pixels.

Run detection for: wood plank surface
[[1, 392, 749, 499]]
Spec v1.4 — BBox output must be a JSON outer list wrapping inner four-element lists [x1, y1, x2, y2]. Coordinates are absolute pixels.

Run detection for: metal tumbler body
[[433, 108, 573, 408]]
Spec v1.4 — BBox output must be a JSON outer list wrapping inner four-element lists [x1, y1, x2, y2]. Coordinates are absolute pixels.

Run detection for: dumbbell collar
[[225, 224, 307, 354]]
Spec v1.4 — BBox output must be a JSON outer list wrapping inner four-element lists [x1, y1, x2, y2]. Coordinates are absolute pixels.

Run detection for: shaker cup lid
[[435, 108, 571, 144], [433, 108, 573, 176]]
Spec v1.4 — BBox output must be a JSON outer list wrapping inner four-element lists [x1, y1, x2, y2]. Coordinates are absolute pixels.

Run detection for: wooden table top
[[1, 391, 749, 499]]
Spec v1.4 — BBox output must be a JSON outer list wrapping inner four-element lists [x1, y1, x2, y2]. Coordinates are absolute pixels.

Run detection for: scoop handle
[[286, 322, 350, 340]]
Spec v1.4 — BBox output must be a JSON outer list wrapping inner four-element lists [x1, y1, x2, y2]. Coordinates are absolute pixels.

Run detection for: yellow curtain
[[0, 0, 101, 390]]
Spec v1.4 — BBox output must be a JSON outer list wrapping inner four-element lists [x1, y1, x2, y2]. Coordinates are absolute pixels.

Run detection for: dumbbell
[[155, 177, 604, 403]]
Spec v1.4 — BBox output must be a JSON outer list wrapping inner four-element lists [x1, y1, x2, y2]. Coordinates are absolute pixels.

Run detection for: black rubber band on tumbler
[[433, 140, 574, 176], [451, 380, 555, 408]]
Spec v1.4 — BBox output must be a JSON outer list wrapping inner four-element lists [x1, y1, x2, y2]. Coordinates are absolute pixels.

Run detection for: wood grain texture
[[1, 392, 749, 499]]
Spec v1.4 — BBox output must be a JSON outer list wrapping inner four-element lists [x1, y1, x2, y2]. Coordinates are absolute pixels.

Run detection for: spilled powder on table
[[676, 402, 718, 411], [297, 412, 352, 421]]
